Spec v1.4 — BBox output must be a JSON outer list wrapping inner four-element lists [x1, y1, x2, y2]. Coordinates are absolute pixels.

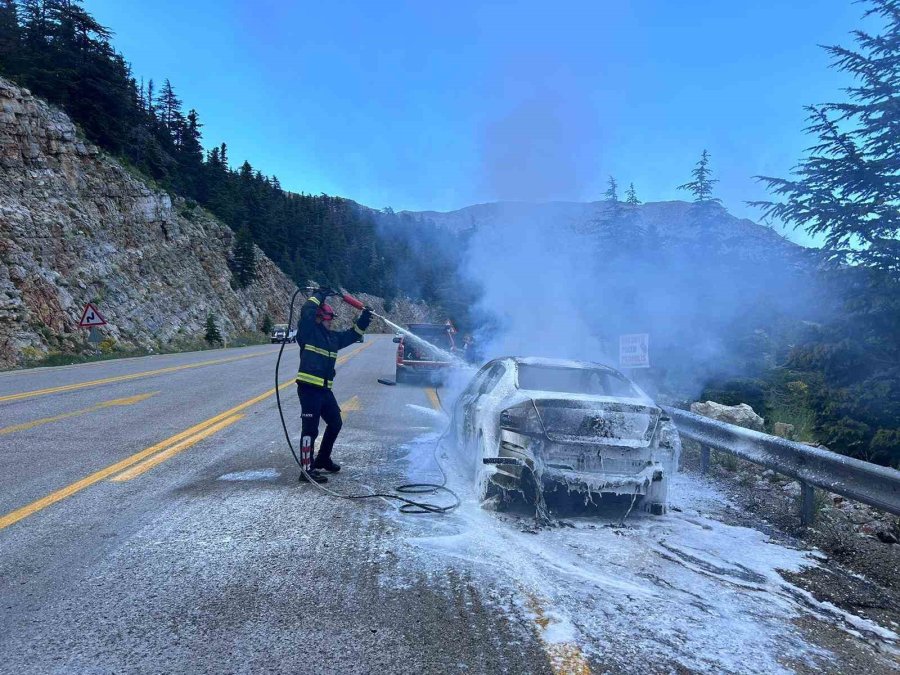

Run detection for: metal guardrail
[[663, 406, 900, 525]]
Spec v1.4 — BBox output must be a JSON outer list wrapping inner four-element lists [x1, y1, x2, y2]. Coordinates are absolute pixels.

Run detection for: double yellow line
[[0, 392, 158, 436], [0, 350, 271, 405], [0, 340, 376, 531]]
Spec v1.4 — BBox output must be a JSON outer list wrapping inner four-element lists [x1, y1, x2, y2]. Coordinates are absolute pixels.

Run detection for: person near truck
[[295, 289, 371, 483]]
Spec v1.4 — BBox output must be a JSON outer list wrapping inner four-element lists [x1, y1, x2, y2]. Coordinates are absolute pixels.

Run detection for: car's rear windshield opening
[[408, 329, 452, 351], [517, 365, 639, 397]]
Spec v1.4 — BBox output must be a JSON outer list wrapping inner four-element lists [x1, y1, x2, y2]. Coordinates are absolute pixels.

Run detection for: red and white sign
[[78, 302, 106, 327], [619, 333, 650, 369]]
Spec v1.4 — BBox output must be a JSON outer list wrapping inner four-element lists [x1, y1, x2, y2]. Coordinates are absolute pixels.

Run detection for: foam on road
[[1, 336, 896, 674]]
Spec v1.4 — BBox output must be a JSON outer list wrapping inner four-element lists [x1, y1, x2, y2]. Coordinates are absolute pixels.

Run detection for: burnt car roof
[[498, 356, 624, 375], [485, 356, 652, 404]]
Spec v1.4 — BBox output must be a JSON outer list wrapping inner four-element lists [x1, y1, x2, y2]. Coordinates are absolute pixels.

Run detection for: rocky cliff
[[0, 77, 432, 368]]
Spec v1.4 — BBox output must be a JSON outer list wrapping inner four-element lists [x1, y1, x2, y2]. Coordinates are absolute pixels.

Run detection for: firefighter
[[295, 288, 371, 482]]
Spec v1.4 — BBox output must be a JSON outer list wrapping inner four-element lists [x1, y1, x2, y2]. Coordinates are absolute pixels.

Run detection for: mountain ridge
[[401, 199, 806, 260]]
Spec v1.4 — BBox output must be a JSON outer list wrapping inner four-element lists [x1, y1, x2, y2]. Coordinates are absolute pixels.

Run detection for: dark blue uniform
[[296, 291, 370, 469]]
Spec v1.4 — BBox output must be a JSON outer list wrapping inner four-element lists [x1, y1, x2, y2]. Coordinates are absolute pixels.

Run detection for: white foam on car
[[385, 428, 898, 672]]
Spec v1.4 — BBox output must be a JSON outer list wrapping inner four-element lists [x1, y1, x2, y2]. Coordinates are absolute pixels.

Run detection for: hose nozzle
[[342, 293, 365, 310]]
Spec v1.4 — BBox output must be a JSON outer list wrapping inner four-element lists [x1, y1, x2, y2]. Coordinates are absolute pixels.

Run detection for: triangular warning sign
[[78, 302, 106, 327]]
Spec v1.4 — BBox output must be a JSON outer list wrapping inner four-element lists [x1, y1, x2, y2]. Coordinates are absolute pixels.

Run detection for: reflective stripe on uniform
[[353, 324, 365, 336], [296, 372, 325, 386], [305, 345, 338, 358], [309, 296, 321, 306], [296, 372, 334, 388]]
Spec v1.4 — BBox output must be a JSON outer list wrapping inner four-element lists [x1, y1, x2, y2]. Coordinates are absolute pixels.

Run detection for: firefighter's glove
[[358, 308, 372, 331]]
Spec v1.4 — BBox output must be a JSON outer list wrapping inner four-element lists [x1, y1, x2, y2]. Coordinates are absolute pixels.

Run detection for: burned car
[[450, 357, 680, 514]]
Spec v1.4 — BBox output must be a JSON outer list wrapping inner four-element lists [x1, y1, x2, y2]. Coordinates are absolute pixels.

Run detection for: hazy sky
[[85, 1, 878, 246]]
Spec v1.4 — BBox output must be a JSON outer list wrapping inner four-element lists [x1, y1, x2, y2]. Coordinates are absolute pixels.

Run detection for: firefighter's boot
[[314, 454, 341, 473], [299, 469, 329, 483]]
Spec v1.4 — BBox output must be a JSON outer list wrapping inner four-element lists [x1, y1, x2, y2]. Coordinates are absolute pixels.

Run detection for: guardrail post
[[700, 445, 710, 475], [800, 481, 816, 527]]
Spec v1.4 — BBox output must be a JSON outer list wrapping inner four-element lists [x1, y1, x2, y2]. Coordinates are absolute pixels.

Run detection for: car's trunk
[[533, 398, 660, 448]]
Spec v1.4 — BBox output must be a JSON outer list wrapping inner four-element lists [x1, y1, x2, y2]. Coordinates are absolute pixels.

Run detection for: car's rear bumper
[[493, 429, 668, 496], [540, 464, 663, 496]]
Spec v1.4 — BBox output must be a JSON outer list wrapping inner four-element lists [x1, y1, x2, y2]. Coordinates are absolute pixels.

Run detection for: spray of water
[[372, 312, 466, 366]]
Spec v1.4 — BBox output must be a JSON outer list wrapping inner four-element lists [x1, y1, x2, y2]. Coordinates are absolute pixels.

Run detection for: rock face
[[690, 400, 765, 432], [0, 76, 433, 367]]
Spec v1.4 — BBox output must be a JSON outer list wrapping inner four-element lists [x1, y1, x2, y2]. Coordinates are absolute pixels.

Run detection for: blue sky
[[85, 1, 878, 246]]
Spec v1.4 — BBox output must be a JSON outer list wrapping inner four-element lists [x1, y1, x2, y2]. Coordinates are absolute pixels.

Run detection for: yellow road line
[[341, 395, 361, 412], [0, 339, 375, 530], [110, 344, 374, 482], [111, 414, 244, 482], [0, 351, 270, 405], [525, 594, 592, 675], [0, 392, 158, 436], [425, 387, 442, 412]]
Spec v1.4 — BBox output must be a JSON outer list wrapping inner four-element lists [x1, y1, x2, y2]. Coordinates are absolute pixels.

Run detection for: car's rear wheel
[[395, 366, 408, 384], [476, 433, 500, 503]]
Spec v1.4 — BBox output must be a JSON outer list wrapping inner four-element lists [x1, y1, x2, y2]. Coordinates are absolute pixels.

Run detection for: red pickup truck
[[393, 323, 457, 383]]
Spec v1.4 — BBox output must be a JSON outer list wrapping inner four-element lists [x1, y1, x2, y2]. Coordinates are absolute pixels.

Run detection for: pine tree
[[678, 150, 720, 204], [753, 0, 900, 466], [754, 0, 900, 279], [260, 313, 273, 335], [625, 183, 640, 206], [158, 78, 183, 136], [145, 78, 156, 118], [19, 0, 48, 49], [678, 149, 722, 246], [0, 0, 20, 70], [604, 175, 619, 203], [204, 313, 222, 345], [619, 182, 644, 252], [603, 175, 621, 221], [230, 225, 257, 288], [180, 109, 203, 163]]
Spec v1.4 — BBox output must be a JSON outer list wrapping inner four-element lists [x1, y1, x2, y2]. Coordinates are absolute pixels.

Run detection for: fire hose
[[274, 287, 460, 514]]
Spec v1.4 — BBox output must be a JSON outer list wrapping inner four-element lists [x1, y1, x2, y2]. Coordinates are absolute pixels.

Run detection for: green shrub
[[868, 429, 900, 468], [99, 337, 116, 354], [20, 345, 41, 363]]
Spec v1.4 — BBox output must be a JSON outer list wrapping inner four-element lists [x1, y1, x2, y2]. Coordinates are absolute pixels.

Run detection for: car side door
[[467, 363, 507, 449], [454, 364, 492, 448]]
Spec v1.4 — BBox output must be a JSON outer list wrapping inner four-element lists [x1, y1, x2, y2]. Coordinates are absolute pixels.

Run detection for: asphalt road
[[0, 337, 897, 674]]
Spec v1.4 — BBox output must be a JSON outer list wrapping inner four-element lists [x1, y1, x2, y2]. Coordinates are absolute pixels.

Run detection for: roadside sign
[[78, 302, 106, 328], [620, 333, 650, 369], [88, 327, 102, 344]]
